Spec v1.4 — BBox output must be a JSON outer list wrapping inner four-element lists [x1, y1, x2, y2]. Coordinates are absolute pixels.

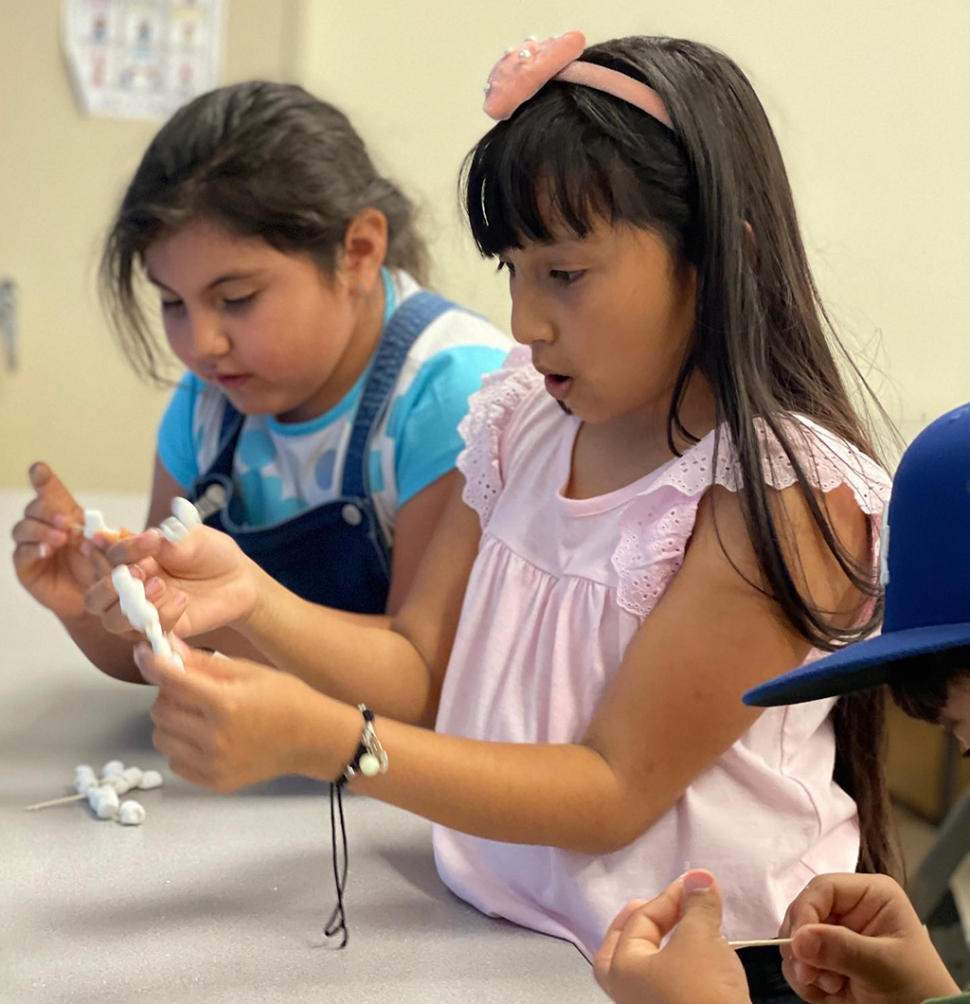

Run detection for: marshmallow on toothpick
[[118, 800, 146, 826], [160, 495, 203, 544], [83, 510, 109, 540], [171, 496, 202, 530], [101, 760, 125, 778], [111, 565, 184, 671], [88, 785, 119, 820]]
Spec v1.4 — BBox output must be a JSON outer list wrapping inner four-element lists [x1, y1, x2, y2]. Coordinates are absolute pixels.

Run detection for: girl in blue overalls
[[14, 81, 508, 681]]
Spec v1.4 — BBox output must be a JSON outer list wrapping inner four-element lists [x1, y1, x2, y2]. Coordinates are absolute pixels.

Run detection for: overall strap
[[340, 291, 456, 497], [208, 398, 245, 478]]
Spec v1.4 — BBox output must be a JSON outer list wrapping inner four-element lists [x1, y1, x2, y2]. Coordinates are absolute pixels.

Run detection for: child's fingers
[[150, 694, 210, 751], [26, 463, 82, 522], [104, 530, 162, 567], [83, 575, 121, 619], [593, 899, 650, 989], [135, 644, 231, 701], [151, 588, 189, 632], [11, 517, 69, 551], [150, 726, 211, 786], [778, 958, 830, 1004], [606, 899, 652, 937]]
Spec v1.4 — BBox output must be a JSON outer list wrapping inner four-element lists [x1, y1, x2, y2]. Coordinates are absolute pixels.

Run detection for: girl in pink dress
[[88, 32, 895, 1000]]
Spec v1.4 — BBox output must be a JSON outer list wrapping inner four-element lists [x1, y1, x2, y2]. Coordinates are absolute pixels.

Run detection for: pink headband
[[483, 30, 673, 130]]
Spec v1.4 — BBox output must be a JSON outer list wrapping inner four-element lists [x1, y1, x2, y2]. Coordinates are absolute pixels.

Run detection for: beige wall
[[297, 0, 969, 447], [2, 1, 967, 491], [0, 0, 300, 491]]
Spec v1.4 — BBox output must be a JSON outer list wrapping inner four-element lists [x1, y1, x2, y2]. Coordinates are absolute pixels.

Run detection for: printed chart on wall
[[62, 0, 223, 120]]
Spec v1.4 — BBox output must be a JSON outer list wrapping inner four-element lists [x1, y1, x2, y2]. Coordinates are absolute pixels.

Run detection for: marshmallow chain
[[84, 496, 205, 671], [26, 761, 163, 820]]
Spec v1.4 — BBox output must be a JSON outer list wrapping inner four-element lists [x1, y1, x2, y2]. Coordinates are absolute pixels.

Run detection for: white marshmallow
[[112, 565, 184, 670], [82, 510, 107, 540], [100, 759, 125, 778], [159, 516, 188, 545], [118, 800, 146, 826], [100, 774, 136, 795], [138, 770, 163, 790], [88, 785, 120, 820], [74, 765, 97, 794], [171, 497, 202, 529], [121, 766, 144, 789]]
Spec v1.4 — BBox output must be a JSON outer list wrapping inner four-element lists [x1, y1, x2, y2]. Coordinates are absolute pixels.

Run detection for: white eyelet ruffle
[[611, 416, 891, 617], [457, 346, 541, 528]]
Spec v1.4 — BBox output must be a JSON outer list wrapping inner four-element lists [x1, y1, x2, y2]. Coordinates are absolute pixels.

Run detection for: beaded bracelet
[[341, 705, 389, 782]]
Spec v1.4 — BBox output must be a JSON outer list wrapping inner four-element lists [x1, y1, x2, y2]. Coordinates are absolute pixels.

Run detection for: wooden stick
[[727, 937, 793, 949], [23, 792, 88, 811]]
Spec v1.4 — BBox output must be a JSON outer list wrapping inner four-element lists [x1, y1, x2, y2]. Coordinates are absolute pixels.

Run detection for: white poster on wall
[[62, 0, 223, 120]]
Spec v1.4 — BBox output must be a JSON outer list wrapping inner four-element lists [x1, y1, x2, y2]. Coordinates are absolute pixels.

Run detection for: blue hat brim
[[744, 623, 970, 707]]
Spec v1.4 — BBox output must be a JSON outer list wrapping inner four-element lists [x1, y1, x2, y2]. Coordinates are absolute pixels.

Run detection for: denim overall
[[189, 285, 456, 615]]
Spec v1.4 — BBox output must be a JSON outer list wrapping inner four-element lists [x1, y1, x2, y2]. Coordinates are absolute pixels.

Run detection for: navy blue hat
[[745, 403, 970, 707]]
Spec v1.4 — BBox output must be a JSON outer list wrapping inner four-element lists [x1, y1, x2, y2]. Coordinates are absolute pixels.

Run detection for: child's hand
[[134, 641, 347, 790], [83, 524, 259, 640], [780, 873, 960, 1004], [593, 871, 751, 1004], [12, 463, 104, 620]]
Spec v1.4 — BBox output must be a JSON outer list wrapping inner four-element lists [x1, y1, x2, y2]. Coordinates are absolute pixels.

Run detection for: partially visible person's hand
[[594, 870, 751, 1004], [84, 524, 260, 639], [136, 640, 352, 791], [781, 873, 960, 1004], [12, 463, 106, 620]]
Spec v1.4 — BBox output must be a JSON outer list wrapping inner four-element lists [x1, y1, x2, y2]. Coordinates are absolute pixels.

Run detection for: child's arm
[[780, 873, 960, 1004], [134, 479, 873, 855], [84, 472, 478, 723]]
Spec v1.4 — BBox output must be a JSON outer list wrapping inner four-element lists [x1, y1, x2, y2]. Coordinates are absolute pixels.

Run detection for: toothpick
[[24, 792, 88, 811], [727, 937, 793, 949]]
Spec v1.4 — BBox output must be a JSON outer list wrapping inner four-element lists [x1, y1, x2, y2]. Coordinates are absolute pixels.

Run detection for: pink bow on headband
[[482, 30, 673, 130]]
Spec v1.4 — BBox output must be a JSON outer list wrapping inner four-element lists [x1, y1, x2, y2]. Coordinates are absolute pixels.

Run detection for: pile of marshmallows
[[84, 497, 204, 671], [77, 761, 163, 826]]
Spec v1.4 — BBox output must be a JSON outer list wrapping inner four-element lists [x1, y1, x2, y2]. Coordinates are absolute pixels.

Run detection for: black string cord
[[325, 779, 351, 948]]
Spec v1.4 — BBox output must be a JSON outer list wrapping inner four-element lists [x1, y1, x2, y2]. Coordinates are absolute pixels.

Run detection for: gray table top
[[1, 490, 597, 1004]]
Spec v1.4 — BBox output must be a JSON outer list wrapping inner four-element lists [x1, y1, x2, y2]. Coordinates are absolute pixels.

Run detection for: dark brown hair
[[101, 81, 428, 381], [889, 646, 970, 723], [463, 36, 897, 877]]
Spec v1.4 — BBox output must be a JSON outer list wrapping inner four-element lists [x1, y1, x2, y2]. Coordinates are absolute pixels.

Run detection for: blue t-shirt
[[157, 270, 509, 544]]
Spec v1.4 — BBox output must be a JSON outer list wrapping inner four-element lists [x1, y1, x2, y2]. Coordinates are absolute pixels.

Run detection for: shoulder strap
[[341, 291, 457, 497]]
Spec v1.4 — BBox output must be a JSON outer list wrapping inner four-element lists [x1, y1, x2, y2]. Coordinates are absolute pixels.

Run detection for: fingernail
[[80, 541, 91, 557], [173, 591, 188, 606], [53, 514, 71, 530], [683, 870, 714, 893], [817, 973, 843, 995], [145, 577, 163, 598], [38, 543, 49, 559]]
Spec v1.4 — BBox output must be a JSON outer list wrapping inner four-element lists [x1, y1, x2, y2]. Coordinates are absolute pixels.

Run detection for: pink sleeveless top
[[433, 346, 891, 959]]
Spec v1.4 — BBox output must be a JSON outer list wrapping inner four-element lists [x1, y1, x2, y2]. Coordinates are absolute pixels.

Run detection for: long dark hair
[[101, 80, 428, 381], [462, 36, 897, 877]]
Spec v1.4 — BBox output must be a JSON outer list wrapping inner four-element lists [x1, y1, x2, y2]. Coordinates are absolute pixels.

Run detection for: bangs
[[462, 85, 640, 257]]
